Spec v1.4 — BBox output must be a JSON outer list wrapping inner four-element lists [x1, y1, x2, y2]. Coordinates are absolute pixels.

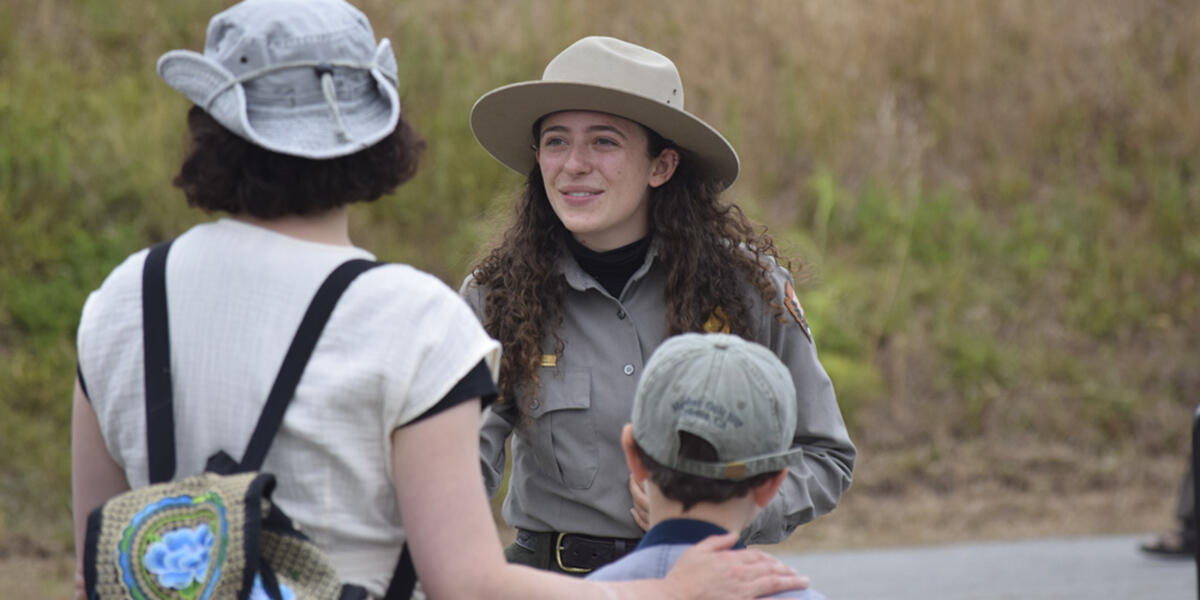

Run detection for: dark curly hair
[[173, 105, 426, 218], [469, 124, 792, 422]]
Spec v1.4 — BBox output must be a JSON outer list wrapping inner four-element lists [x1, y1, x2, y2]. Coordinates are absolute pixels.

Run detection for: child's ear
[[621, 424, 650, 485], [751, 469, 789, 508]]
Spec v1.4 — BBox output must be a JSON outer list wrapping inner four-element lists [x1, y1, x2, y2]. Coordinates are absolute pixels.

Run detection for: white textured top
[[77, 218, 499, 596]]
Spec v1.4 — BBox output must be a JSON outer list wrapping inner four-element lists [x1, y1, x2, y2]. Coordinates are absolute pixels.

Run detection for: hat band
[[201, 58, 375, 108], [666, 446, 803, 481], [202, 58, 377, 143]]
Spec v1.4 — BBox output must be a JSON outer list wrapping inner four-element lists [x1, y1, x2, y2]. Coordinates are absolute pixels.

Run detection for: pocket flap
[[529, 368, 591, 419]]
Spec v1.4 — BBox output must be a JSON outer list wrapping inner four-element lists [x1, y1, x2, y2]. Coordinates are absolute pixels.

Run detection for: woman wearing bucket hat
[[71, 2, 810, 599], [462, 36, 857, 573]]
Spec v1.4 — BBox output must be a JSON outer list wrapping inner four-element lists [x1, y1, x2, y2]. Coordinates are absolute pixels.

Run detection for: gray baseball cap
[[156, 0, 400, 159], [632, 333, 802, 481]]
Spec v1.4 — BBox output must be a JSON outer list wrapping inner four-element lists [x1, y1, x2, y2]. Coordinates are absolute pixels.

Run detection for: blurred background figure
[[1141, 464, 1196, 556]]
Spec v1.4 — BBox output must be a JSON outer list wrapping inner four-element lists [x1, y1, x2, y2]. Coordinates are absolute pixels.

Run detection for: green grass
[[3, 0, 1199, 555]]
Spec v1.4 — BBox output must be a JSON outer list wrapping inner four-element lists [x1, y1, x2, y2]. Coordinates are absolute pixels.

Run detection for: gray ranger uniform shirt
[[460, 241, 856, 544]]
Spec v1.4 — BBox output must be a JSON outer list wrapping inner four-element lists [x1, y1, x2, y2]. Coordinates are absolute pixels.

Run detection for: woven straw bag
[[85, 472, 348, 599]]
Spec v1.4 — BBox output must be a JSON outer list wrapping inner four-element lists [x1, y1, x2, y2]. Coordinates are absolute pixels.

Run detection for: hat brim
[[157, 42, 400, 160], [641, 440, 805, 481], [470, 80, 739, 189]]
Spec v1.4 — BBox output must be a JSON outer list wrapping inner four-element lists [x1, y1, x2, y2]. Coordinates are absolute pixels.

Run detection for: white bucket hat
[[157, 0, 400, 160], [470, 36, 740, 189]]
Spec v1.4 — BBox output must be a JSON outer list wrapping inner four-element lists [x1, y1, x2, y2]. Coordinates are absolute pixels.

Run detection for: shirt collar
[[635, 518, 746, 551], [557, 236, 662, 293]]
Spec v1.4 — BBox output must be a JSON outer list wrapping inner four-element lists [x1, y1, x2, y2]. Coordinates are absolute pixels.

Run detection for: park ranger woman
[[462, 36, 857, 574]]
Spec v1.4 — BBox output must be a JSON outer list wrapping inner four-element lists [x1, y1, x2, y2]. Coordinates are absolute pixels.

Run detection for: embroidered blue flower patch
[[117, 492, 229, 599], [142, 523, 214, 589]]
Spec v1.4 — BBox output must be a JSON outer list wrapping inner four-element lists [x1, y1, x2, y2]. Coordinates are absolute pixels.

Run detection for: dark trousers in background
[[1178, 463, 1195, 533]]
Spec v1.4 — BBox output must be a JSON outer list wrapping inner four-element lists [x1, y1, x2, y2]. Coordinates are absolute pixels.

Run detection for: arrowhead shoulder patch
[[784, 280, 812, 342]]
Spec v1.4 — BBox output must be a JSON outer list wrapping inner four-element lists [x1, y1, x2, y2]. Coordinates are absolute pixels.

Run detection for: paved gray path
[[779, 534, 1194, 599]]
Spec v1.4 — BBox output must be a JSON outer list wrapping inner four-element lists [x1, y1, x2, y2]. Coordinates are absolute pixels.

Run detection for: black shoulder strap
[[1192, 405, 1200, 588], [382, 545, 416, 600], [143, 240, 177, 484], [238, 258, 383, 471]]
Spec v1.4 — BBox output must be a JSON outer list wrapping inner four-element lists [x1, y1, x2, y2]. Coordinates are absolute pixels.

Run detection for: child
[[587, 333, 827, 599]]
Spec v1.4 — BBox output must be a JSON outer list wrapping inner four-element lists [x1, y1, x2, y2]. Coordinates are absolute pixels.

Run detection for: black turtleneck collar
[[565, 234, 652, 298]]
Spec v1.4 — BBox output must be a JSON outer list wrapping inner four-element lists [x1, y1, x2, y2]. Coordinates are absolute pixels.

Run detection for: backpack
[[83, 240, 417, 600]]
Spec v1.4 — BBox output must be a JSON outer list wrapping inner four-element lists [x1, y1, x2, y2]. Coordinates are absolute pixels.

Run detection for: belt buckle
[[554, 532, 593, 574]]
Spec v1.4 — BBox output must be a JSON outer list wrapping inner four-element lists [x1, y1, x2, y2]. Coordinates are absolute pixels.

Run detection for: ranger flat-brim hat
[[470, 36, 740, 189], [157, 0, 400, 160]]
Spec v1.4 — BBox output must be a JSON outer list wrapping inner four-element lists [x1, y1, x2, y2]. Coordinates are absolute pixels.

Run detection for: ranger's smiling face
[[536, 111, 678, 251]]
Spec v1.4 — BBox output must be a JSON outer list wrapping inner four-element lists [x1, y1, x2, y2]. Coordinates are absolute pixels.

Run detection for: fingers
[[693, 537, 811, 598], [746, 572, 812, 598], [628, 475, 651, 531], [630, 507, 650, 531], [730, 549, 810, 595]]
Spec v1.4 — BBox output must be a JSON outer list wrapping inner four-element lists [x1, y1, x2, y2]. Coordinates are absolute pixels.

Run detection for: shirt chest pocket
[[529, 367, 598, 490]]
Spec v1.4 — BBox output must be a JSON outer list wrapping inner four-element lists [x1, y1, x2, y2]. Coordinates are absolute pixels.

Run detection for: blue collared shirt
[[587, 518, 825, 599]]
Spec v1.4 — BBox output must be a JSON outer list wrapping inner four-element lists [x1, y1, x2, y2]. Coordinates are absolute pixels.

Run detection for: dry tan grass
[[778, 441, 1184, 552], [0, 555, 74, 599], [779, 474, 1178, 554]]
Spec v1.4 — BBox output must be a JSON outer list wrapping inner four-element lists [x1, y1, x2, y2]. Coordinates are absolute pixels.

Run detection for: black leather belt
[[516, 529, 641, 573]]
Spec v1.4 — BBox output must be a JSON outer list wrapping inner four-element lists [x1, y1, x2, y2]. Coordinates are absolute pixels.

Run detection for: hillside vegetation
[[2, 0, 1197, 557]]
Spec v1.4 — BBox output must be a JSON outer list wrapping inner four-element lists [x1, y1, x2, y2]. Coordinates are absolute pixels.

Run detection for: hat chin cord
[[315, 65, 351, 143]]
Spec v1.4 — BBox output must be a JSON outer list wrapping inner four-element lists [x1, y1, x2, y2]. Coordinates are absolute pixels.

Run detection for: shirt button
[[623, 364, 635, 376], [617, 309, 627, 319]]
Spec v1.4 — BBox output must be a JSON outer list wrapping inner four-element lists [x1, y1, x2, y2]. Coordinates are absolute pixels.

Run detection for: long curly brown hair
[[470, 129, 793, 421]]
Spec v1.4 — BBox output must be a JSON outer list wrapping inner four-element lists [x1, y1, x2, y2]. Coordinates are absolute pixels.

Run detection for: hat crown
[[542, 36, 685, 110], [632, 333, 799, 480], [204, 0, 380, 79]]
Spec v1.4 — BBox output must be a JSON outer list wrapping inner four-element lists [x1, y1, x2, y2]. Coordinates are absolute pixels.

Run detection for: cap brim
[[470, 80, 739, 189], [658, 445, 805, 481], [157, 43, 400, 160]]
